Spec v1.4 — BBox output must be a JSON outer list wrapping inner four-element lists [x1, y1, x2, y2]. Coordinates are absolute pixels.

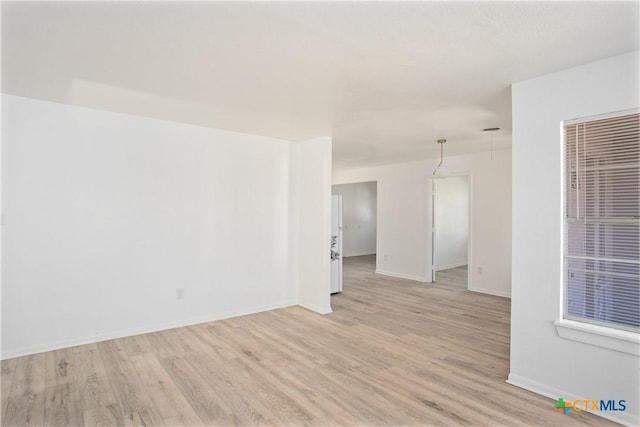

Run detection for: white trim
[[298, 303, 333, 315], [1, 300, 297, 360], [468, 286, 511, 299], [375, 269, 427, 283], [553, 319, 640, 356], [428, 171, 473, 290], [434, 262, 467, 271], [466, 172, 474, 292], [560, 111, 640, 342], [343, 251, 377, 258], [507, 373, 639, 426], [564, 107, 640, 125]]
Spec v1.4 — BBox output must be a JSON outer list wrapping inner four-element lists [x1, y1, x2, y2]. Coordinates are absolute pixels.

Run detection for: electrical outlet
[[477, 266, 483, 274], [384, 254, 388, 261], [176, 288, 185, 299]]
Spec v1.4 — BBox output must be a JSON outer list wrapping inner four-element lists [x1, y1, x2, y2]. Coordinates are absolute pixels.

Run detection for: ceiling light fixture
[[482, 127, 500, 160], [432, 138, 449, 176]]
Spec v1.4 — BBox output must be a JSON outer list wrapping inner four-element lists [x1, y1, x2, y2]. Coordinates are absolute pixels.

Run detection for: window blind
[[564, 111, 639, 332]]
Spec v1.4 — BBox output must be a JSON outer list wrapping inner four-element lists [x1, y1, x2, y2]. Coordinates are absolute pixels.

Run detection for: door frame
[[428, 171, 473, 290], [330, 193, 343, 294]]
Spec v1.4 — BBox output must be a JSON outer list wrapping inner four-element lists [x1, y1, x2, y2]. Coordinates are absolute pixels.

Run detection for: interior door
[[330, 194, 343, 294]]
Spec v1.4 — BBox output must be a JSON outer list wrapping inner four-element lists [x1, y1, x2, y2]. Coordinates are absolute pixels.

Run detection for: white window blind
[[564, 111, 639, 332]]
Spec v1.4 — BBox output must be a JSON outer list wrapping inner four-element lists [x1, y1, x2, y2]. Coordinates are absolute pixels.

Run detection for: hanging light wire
[[483, 128, 500, 160], [433, 139, 447, 175]]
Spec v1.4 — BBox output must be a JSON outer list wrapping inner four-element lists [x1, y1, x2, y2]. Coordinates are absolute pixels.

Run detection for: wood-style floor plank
[[1, 255, 619, 426], [72, 343, 125, 426], [0, 358, 17, 425], [43, 348, 84, 427], [2, 353, 46, 427], [128, 352, 203, 426], [157, 354, 238, 426], [96, 340, 165, 426]]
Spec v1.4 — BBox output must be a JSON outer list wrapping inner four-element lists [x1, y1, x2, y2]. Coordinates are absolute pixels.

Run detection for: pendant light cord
[[433, 139, 446, 175], [482, 128, 500, 161]]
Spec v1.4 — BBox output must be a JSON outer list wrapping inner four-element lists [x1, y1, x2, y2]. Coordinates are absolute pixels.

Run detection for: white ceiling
[[2, 1, 639, 170]]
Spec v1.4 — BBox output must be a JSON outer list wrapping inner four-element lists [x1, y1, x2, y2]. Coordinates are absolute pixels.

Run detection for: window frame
[[557, 108, 640, 355]]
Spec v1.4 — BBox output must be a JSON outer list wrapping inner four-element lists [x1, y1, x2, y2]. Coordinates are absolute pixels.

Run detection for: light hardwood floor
[[1, 255, 617, 426], [433, 265, 468, 290]]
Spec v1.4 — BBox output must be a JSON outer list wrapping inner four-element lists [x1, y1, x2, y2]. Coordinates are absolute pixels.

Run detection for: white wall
[[331, 181, 377, 257], [295, 137, 333, 314], [510, 51, 639, 426], [1, 95, 331, 358], [0, 95, 3, 359], [434, 176, 469, 270], [333, 149, 512, 297]]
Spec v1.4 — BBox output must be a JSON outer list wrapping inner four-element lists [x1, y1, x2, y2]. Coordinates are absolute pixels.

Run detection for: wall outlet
[[176, 288, 185, 299], [477, 266, 483, 274], [384, 254, 388, 261]]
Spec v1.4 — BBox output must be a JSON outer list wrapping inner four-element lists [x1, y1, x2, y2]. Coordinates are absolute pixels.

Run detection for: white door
[[330, 194, 343, 294]]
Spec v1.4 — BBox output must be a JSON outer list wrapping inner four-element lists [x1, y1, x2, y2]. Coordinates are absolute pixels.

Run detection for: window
[[564, 111, 639, 332]]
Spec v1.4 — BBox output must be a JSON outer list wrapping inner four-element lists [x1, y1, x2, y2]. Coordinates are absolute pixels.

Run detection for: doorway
[[331, 181, 378, 291], [330, 194, 343, 294], [332, 181, 377, 256], [431, 175, 470, 288]]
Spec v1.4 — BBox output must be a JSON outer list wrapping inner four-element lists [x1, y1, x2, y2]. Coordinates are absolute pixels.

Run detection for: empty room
[[1, 2, 638, 426]]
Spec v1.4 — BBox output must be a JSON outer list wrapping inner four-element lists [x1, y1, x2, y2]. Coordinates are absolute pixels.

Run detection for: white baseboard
[[298, 303, 333, 315], [375, 269, 427, 283], [343, 252, 376, 257], [469, 285, 511, 298], [507, 373, 638, 426], [434, 262, 467, 271], [1, 300, 297, 360]]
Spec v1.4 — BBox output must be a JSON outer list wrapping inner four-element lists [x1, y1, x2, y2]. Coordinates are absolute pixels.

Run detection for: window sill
[[553, 320, 639, 356]]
